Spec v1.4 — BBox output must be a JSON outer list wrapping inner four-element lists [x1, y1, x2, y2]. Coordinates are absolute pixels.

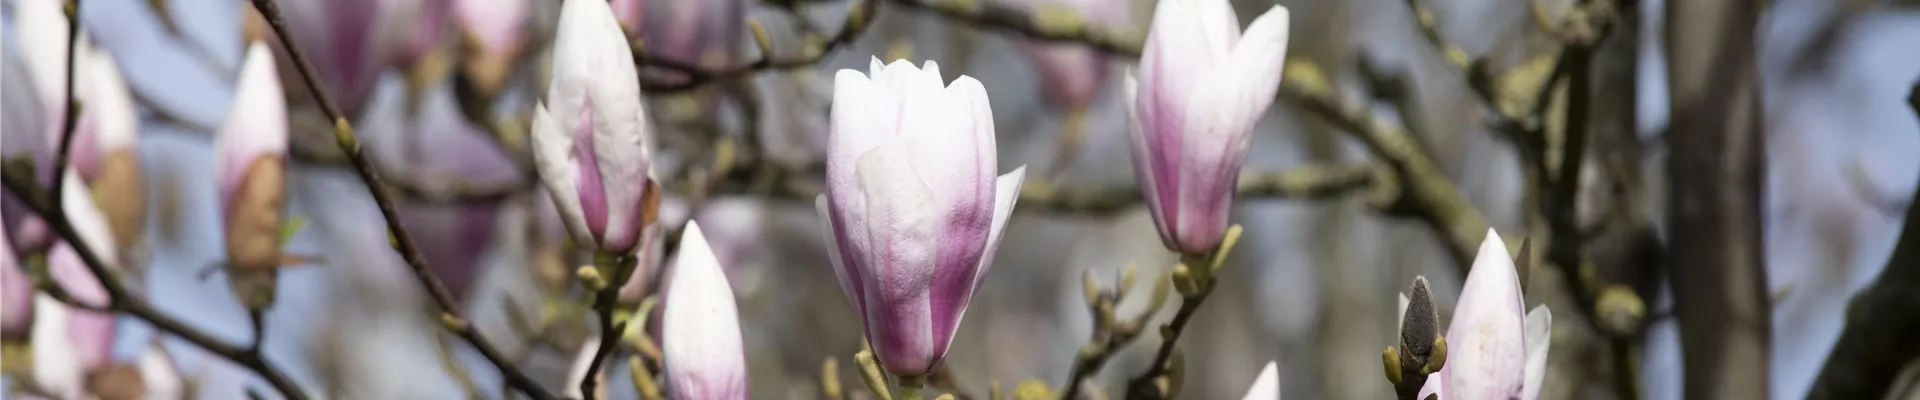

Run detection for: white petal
[[1221, 5, 1290, 128], [217, 43, 289, 211], [61, 173, 117, 266], [1522, 305, 1554, 400], [828, 68, 895, 205], [140, 344, 187, 399], [852, 140, 939, 373], [530, 102, 594, 246], [31, 296, 85, 399], [83, 50, 139, 152], [662, 222, 749, 398], [1122, 71, 1173, 245], [904, 75, 991, 221], [1444, 228, 1529, 399], [1240, 361, 1282, 400]]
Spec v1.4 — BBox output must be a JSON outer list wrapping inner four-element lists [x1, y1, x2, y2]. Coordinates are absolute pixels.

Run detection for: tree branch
[[1021, 162, 1381, 216], [1, 166, 310, 400], [635, 0, 879, 93], [1663, 0, 1772, 396], [244, 1, 558, 398]]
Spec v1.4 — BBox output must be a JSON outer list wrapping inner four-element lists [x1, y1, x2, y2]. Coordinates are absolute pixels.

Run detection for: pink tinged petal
[[455, 0, 530, 53], [217, 43, 290, 216], [662, 223, 750, 399], [617, 223, 666, 304], [853, 140, 939, 375], [933, 166, 1024, 354], [910, 75, 995, 360], [48, 219, 116, 370], [1221, 6, 1291, 124], [546, 0, 652, 253], [1241, 361, 1282, 400], [531, 103, 595, 247], [1443, 229, 1529, 400], [2, 226, 31, 337], [1521, 305, 1553, 400], [571, 99, 611, 245], [1171, 76, 1249, 253], [1123, 73, 1176, 248], [817, 195, 869, 321]]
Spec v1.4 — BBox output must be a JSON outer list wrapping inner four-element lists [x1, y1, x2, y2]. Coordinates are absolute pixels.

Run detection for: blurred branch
[[635, 0, 879, 93], [244, 0, 560, 398], [1060, 267, 1169, 400], [1807, 82, 1920, 400], [1020, 162, 1383, 216], [1663, 0, 1772, 397], [883, 0, 1140, 56], [1, 163, 311, 400]]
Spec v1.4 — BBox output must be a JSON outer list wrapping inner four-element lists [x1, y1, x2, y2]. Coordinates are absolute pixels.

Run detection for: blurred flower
[[1, 217, 29, 340], [1242, 361, 1281, 400], [661, 222, 749, 399], [1012, 0, 1126, 109], [75, 49, 146, 251], [609, 0, 645, 38], [531, 0, 658, 256], [1418, 229, 1553, 400], [33, 174, 119, 399], [137, 343, 187, 400], [217, 43, 291, 309], [637, 0, 745, 83], [259, 0, 412, 116], [395, 0, 453, 71], [453, 0, 531, 96], [818, 58, 1026, 376], [1124, 0, 1290, 254]]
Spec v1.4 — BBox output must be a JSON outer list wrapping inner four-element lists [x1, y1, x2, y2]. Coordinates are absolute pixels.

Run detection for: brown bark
[[1662, 0, 1772, 397]]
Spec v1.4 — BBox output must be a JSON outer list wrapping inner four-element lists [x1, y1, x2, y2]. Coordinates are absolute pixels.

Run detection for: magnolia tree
[[3, 0, 1917, 398]]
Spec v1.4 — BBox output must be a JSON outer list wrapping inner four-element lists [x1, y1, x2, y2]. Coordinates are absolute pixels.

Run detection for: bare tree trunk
[[1662, 0, 1771, 398]]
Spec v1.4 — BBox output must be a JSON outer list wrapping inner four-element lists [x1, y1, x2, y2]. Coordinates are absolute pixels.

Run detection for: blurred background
[[2, 0, 1919, 398]]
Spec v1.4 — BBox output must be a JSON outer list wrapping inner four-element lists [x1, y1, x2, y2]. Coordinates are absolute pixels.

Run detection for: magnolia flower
[[75, 50, 146, 250], [609, 0, 645, 38], [662, 222, 749, 399], [1417, 229, 1553, 400], [217, 43, 291, 309], [454, 0, 531, 96], [531, 0, 658, 257], [819, 58, 1026, 376], [1, 219, 29, 339], [1125, 0, 1291, 254], [1013, 0, 1126, 109], [33, 174, 119, 399], [1242, 361, 1281, 400]]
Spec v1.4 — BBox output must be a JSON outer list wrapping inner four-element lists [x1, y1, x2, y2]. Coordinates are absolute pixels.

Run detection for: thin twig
[[1, 167, 310, 400], [50, 0, 85, 206], [1022, 163, 1382, 216], [636, 0, 879, 93], [244, 0, 558, 398], [884, 0, 1140, 56]]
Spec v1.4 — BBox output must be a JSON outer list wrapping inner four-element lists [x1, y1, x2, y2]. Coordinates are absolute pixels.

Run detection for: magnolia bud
[[1126, 0, 1291, 254], [217, 43, 290, 310]]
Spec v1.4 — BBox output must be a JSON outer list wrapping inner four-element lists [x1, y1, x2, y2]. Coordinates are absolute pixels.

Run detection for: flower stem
[[896, 373, 928, 400]]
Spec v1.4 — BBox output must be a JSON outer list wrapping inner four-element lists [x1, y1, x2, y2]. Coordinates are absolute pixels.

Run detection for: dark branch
[[245, 1, 559, 398], [636, 0, 879, 93], [1663, 0, 1772, 396]]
